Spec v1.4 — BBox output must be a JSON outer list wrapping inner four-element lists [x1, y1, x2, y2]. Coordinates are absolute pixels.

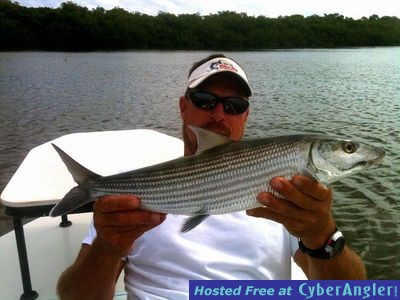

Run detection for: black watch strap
[[298, 229, 345, 260]]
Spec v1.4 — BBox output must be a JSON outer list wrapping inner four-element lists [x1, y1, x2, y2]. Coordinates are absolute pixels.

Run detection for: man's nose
[[210, 103, 225, 121]]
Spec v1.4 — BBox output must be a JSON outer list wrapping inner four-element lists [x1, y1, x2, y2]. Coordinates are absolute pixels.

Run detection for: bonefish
[[50, 126, 385, 232]]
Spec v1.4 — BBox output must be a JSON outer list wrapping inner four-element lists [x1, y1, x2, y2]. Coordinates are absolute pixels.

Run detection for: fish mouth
[[345, 152, 385, 172], [352, 151, 385, 169], [369, 150, 386, 165]]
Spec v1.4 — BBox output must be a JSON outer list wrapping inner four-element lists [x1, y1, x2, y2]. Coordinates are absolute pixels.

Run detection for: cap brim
[[187, 57, 252, 96]]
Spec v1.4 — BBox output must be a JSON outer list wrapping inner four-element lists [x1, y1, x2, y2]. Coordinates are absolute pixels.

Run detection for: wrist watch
[[298, 228, 345, 259]]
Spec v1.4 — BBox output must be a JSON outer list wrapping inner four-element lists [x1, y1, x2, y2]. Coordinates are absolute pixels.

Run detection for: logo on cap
[[210, 60, 238, 73]]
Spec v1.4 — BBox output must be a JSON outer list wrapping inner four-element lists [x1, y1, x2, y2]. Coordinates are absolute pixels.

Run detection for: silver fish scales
[[50, 126, 385, 232], [90, 138, 301, 214]]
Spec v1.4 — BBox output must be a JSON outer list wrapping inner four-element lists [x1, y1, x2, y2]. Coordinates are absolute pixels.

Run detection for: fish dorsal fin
[[188, 125, 231, 154]]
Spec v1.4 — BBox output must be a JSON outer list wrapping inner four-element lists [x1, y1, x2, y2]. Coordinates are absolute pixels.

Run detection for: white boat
[[0, 129, 306, 300], [0, 213, 127, 300]]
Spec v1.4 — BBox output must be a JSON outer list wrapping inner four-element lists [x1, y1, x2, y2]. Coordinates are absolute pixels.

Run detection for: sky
[[17, 0, 400, 19]]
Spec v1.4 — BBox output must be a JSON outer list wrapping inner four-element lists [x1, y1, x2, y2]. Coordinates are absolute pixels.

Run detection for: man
[[57, 54, 366, 300]]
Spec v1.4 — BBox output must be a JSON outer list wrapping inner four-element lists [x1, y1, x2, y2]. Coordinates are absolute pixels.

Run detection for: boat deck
[[0, 213, 126, 300]]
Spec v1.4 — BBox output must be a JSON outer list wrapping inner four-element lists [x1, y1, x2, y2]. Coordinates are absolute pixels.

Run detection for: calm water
[[0, 49, 399, 279]]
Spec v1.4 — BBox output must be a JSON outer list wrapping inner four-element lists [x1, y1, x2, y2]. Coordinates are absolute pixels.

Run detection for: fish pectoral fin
[[303, 167, 320, 182], [181, 214, 210, 233]]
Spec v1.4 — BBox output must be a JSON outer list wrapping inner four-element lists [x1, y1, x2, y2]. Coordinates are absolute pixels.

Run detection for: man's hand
[[247, 175, 336, 249], [93, 195, 166, 257]]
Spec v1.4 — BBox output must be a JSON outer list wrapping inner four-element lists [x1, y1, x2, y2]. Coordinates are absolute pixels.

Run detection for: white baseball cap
[[187, 57, 252, 96]]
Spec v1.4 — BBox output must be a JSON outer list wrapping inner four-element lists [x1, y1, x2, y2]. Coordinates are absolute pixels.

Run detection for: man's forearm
[[305, 246, 367, 279], [57, 239, 124, 300]]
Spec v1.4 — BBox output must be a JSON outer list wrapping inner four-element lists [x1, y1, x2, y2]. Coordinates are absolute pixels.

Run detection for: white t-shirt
[[83, 212, 299, 300]]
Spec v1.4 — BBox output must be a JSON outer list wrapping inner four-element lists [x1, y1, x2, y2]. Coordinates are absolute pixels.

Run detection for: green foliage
[[0, 0, 399, 50]]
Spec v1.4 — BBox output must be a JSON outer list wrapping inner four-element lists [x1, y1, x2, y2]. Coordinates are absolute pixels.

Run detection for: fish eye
[[342, 142, 357, 154]]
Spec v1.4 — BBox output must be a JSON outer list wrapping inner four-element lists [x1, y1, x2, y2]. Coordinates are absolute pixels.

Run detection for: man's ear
[[179, 96, 187, 119]]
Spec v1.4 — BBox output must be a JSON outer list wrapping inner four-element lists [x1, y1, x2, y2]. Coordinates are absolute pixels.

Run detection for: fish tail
[[51, 143, 100, 185], [49, 186, 89, 217], [49, 143, 101, 217]]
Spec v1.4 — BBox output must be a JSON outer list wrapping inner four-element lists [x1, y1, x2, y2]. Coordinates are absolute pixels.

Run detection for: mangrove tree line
[[1, 0, 399, 50]]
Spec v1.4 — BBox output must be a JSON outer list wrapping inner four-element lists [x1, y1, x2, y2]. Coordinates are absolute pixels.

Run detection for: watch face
[[332, 236, 345, 255], [327, 235, 345, 258], [299, 230, 345, 259]]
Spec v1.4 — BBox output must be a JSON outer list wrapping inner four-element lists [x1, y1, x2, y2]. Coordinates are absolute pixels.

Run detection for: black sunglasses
[[187, 91, 249, 115]]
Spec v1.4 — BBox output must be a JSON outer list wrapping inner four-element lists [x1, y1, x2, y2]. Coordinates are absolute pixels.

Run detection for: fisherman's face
[[180, 76, 250, 155]]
